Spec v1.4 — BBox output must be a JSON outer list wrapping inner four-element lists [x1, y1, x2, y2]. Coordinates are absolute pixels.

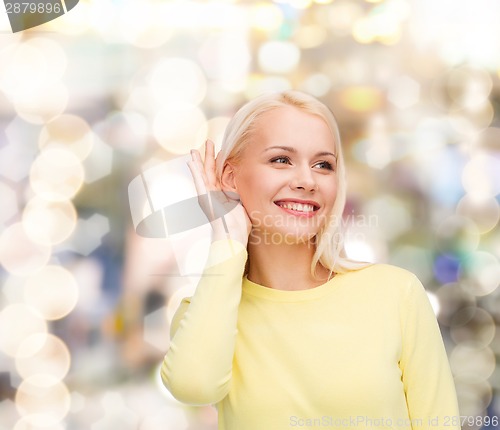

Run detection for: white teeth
[[278, 202, 315, 212]]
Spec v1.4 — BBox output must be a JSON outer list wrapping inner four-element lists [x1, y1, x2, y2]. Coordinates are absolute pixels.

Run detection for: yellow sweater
[[161, 240, 461, 430]]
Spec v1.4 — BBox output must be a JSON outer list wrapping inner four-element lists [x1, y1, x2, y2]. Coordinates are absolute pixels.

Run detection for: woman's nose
[[289, 165, 317, 192]]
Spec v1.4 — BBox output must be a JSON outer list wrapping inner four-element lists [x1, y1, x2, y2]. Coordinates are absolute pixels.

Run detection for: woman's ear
[[220, 162, 238, 193]]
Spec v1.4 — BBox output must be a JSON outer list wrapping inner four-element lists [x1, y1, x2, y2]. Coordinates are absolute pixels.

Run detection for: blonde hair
[[216, 90, 368, 276]]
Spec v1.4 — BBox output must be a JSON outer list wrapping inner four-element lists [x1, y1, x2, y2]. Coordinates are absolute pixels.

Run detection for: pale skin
[[188, 106, 338, 291]]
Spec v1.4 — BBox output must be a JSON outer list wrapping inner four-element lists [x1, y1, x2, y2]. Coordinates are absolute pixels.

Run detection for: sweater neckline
[[242, 273, 344, 302]]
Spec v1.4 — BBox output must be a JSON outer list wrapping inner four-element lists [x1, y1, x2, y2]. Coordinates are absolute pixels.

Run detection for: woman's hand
[[187, 140, 251, 246]]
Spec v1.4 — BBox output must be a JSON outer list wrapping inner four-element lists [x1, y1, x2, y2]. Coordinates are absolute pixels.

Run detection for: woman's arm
[[399, 275, 461, 429], [161, 140, 251, 405], [160, 239, 247, 405]]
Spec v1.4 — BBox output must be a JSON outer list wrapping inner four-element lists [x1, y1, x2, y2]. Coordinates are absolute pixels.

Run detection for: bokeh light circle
[[24, 265, 79, 320], [287, 0, 312, 10], [0, 38, 66, 102], [478, 126, 500, 151], [352, 11, 402, 45], [29, 147, 85, 201], [462, 152, 500, 199], [450, 307, 496, 348], [300, 73, 331, 97], [153, 104, 207, 154], [434, 215, 480, 255], [339, 86, 383, 113], [387, 76, 420, 109], [0, 223, 51, 276], [294, 25, 327, 49], [450, 344, 495, 380], [0, 304, 47, 358], [435, 283, 476, 327], [148, 58, 207, 106], [447, 66, 493, 110], [390, 245, 433, 285], [454, 376, 492, 418], [258, 41, 300, 74], [39, 114, 94, 161], [93, 111, 149, 155], [250, 3, 283, 31], [26, 38, 67, 84], [490, 329, 500, 357], [15, 375, 71, 427], [323, 1, 363, 37], [456, 194, 499, 234], [120, 2, 173, 49], [16, 334, 71, 381], [363, 195, 411, 240], [449, 104, 494, 133], [0, 43, 47, 99], [459, 251, 500, 296], [13, 83, 68, 125], [22, 197, 77, 246]]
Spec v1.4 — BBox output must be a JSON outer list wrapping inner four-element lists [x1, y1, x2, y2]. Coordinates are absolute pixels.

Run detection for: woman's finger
[[188, 149, 226, 221], [191, 149, 211, 188], [187, 151, 208, 196], [204, 140, 217, 189]]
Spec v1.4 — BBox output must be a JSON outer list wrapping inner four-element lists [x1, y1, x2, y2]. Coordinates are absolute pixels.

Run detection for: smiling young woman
[[160, 91, 460, 430]]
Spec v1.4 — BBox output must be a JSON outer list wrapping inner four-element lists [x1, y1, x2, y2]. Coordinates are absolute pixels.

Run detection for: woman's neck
[[246, 237, 331, 291]]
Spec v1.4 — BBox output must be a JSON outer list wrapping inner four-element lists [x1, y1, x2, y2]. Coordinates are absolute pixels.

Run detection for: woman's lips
[[274, 200, 320, 217]]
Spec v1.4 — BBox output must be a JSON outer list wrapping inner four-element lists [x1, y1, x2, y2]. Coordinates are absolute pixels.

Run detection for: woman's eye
[[270, 156, 291, 164], [314, 161, 334, 170]]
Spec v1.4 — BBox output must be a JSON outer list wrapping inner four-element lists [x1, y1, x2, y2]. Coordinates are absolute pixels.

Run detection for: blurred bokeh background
[[0, 0, 499, 429]]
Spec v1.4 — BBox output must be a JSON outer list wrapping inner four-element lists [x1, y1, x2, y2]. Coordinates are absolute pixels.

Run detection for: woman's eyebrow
[[316, 151, 337, 159], [263, 146, 336, 159], [263, 145, 296, 153]]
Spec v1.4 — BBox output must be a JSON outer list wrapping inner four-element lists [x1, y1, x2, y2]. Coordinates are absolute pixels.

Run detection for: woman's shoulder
[[342, 262, 421, 295], [352, 262, 417, 278]]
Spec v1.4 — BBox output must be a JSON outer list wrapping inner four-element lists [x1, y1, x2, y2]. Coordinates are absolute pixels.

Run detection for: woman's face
[[229, 106, 338, 245]]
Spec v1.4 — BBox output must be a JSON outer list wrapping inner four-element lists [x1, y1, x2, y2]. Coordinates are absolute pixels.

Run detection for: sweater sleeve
[[160, 239, 248, 406], [399, 274, 461, 430]]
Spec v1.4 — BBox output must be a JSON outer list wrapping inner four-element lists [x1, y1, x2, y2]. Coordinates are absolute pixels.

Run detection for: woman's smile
[[274, 199, 320, 217]]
